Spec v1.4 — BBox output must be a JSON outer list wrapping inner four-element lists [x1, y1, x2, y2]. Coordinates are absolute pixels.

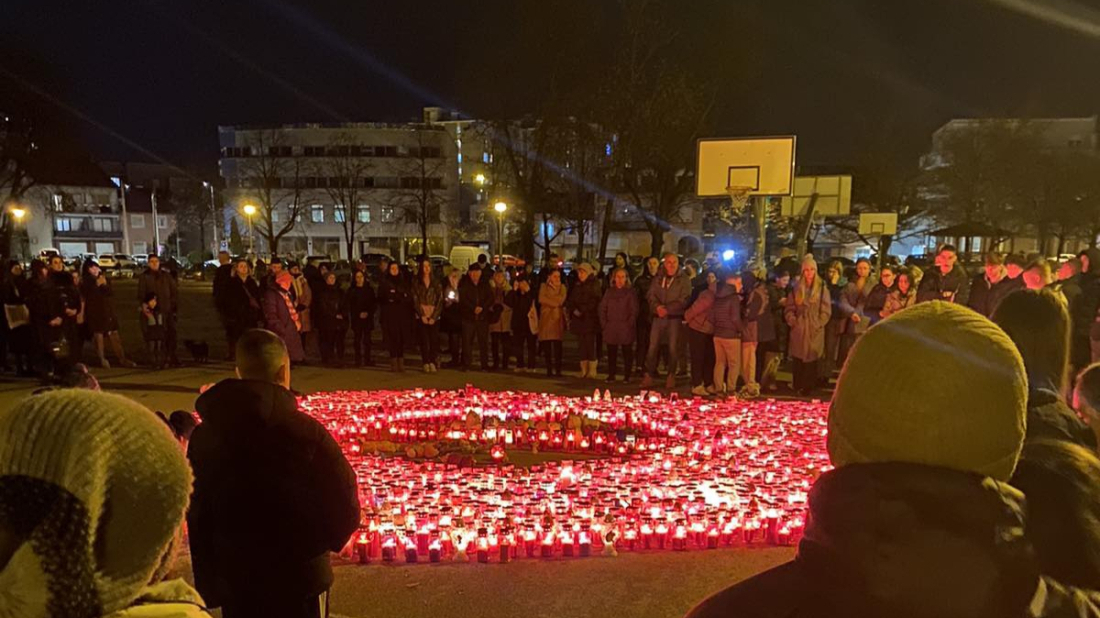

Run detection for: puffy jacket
[[710, 284, 742, 340], [688, 463, 1100, 618], [647, 270, 692, 318], [864, 282, 891, 326], [685, 286, 716, 334], [599, 285, 638, 346], [742, 282, 768, 343], [566, 276, 602, 336], [189, 379, 359, 607], [882, 288, 917, 319]]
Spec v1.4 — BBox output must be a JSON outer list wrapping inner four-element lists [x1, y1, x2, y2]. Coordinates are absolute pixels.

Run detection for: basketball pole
[[753, 195, 767, 270]]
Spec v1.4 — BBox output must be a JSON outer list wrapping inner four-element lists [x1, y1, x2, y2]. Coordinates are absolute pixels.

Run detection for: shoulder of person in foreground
[[685, 561, 802, 618]]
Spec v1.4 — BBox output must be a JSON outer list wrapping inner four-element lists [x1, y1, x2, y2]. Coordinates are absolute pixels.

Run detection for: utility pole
[[119, 175, 131, 255], [151, 188, 161, 257]]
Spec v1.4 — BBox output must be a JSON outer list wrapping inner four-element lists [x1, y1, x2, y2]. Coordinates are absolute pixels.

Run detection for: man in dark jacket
[[188, 329, 359, 618], [213, 251, 234, 359], [968, 252, 1016, 318], [916, 244, 969, 305], [641, 253, 692, 390], [506, 275, 538, 371], [458, 264, 494, 370], [1070, 248, 1100, 376], [138, 255, 180, 365], [688, 301, 1100, 618]]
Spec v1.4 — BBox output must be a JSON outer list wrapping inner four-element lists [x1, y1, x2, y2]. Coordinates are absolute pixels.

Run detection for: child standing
[[141, 291, 166, 368]]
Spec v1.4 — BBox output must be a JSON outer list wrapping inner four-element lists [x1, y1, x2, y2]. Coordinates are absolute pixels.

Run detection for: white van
[[448, 246, 489, 272]]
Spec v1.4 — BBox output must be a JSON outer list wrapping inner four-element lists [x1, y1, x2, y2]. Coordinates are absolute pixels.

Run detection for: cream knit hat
[[0, 390, 193, 616], [828, 301, 1028, 481]]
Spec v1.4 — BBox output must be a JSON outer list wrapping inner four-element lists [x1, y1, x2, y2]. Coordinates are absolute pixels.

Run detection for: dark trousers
[[384, 321, 406, 359], [635, 319, 651, 369], [165, 313, 178, 363], [606, 344, 634, 380], [445, 331, 462, 365], [491, 332, 511, 369], [688, 328, 715, 388], [542, 340, 563, 375], [334, 325, 347, 361], [577, 331, 597, 362], [352, 326, 372, 365], [418, 321, 440, 364], [461, 320, 489, 369], [318, 328, 335, 363], [513, 332, 537, 368], [791, 358, 820, 393]]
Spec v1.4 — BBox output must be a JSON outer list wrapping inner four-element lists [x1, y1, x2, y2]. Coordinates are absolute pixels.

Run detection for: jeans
[[606, 344, 634, 380], [688, 328, 715, 388], [462, 320, 490, 369], [513, 332, 538, 368], [418, 321, 440, 364], [645, 318, 683, 377], [713, 336, 741, 392]]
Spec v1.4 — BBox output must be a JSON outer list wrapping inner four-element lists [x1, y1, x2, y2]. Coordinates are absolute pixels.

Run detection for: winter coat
[[646, 270, 692, 318], [916, 264, 970, 305], [1026, 388, 1098, 450], [538, 281, 568, 342], [378, 273, 412, 331], [261, 283, 305, 362], [864, 282, 891, 326], [189, 379, 360, 607], [687, 462, 1100, 618], [599, 285, 639, 346], [825, 279, 848, 338], [440, 276, 463, 334], [685, 286, 717, 335], [634, 271, 656, 324], [489, 281, 513, 334], [81, 274, 119, 334], [566, 277, 601, 336], [212, 263, 233, 317], [785, 275, 832, 362], [291, 275, 313, 333], [506, 287, 538, 336], [137, 268, 178, 315], [881, 287, 917, 319], [1070, 248, 1100, 371], [313, 282, 347, 332], [710, 284, 742, 340], [968, 274, 1017, 318], [411, 276, 444, 323], [743, 282, 769, 343], [346, 283, 376, 331], [838, 277, 876, 336], [458, 276, 494, 322], [224, 275, 262, 330]]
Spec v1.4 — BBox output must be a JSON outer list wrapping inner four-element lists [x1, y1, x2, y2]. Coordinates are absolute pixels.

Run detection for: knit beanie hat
[[828, 301, 1028, 481], [0, 390, 195, 616]]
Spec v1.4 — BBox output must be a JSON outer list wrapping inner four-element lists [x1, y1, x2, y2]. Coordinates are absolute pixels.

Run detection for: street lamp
[[242, 203, 257, 255], [9, 206, 26, 262], [204, 181, 218, 254], [493, 201, 508, 269]]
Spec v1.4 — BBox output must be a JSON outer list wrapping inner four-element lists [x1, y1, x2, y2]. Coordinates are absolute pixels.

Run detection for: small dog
[[183, 340, 210, 364]]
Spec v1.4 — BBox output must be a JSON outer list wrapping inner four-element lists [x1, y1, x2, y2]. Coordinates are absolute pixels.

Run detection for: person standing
[[538, 268, 568, 377], [440, 268, 463, 367], [1024, 259, 1054, 291], [822, 261, 846, 380], [224, 260, 262, 358], [506, 275, 539, 372], [685, 270, 718, 396], [313, 272, 346, 367], [190, 329, 360, 618], [599, 267, 638, 383], [2, 261, 33, 376], [289, 263, 313, 360], [881, 269, 918, 319], [864, 265, 894, 327], [137, 255, 180, 366], [378, 261, 412, 372], [43, 255, 82, 373], [458, 264, 494, 371], [80, 260, 134, 369], [916, 244, 969, 305], [710, 270, 743, 396], [213, 250, 234, 359], [760, 270, 791, 392], [262, 271, 305, 364], [837, 258, 875, 367], [968, 252, 1014, 318], [634, 257, 660, 375], [345, 269, 376, 367], [488, 269, 512, 371], [412, 257, 443, 373], [741, 268, 769, 395], [641, 253, 691, 390], [567, 262, 601, 378], [785, 255, 832, 396]]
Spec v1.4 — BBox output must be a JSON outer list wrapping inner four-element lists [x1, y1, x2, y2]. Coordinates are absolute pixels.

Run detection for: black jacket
[[223, 275, 262, 328], [459, 275, 494, 322], [313, 282, 347, 331], [506, 287, 537, 335], [688, 463, 1100, 618], [345, 283, 376, 330], [213, 263, 234, 315], [188, 379, 360, 606], [967, 274, 1017, 318], [377, 273, 411, 329], [917, 264, 970, 305], [864, 283, 891, 325], [566, 276, 601, 335], [1027, 388, 1097, 450], [1070, 248, 1100, 372]]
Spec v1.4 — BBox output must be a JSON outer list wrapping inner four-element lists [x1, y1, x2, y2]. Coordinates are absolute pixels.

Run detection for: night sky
[[4, 0, 1100, 176]]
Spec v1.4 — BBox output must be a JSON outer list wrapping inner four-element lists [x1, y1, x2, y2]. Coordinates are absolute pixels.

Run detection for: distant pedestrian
[[289, 263, 313, 357], [44, 255, 82, 374], [1070, 248, 1100, 372], [459, 264, 494, 371], [441, 269, 463, 367], [822, 260, 846, 380], [213, 250, 234, 358], [740, 268, 769, 395], [968, 252, 1014, 318], [785, 255, 832, 396], [837, 258, 874, 367], [538, 268, 568, 377], [313, 272, 347, 366], [346, 269, 376, 367], [710, 270, 742, 396], [506, 275, 539, 372], [223, 259, 263, 359], [3, 261, 33, 376], [599, 267, 638, 383], [378, 261, 412, 372], [634, 257, 660, 376], [1025, 259, 1054, 291], [760, 270, 791, 391], [80, 260, 133, 369], [140, 292, 167, 369], [864, 265, 894, 326], [488, 269, 512, 370], [137, 255, 180, 366], [685, 270, 718, 396], [1005, 252, 1028, 291], [262, 271, 305, 364], [412, 257, 443, 373], [567, 262, 601, 378], [641, 253, 691, 390]]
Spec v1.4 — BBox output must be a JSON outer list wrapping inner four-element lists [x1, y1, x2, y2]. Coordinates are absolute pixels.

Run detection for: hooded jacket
[[599, 285, 639, 345], [710, 284, 742, 340], [188, 379, 360, 607], [687, 463, 1100, 618], [566, 275, 602, 336]]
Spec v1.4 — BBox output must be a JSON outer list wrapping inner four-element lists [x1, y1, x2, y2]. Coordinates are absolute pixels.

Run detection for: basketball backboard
[[858, 212, 899, 236], [696, 137, 797, 198], [779, 175, 853, 218]]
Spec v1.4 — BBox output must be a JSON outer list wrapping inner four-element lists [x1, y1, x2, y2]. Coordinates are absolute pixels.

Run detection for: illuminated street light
[[242, 203, 257, 254], [474, 173, 487, 186], [10, 207, 26, 221], [493, 202, 508, 267]]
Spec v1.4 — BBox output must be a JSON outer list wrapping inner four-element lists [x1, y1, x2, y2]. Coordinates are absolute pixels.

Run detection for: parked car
[[97, 254, 118, 268], [133, 254, 149, 266]]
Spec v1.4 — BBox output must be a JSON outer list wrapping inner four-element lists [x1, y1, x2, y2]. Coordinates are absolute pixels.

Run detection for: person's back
[[188, 329, 359, 616]]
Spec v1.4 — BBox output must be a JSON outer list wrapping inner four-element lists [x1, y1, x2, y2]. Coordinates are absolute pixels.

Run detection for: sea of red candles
[[298, 386, 831, 565]]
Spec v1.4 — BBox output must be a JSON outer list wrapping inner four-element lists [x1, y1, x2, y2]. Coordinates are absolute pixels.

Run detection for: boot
[[640, 374, 653, 389], [580, 361, 589, 379]]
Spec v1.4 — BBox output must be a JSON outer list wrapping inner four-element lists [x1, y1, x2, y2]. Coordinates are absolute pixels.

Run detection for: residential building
[[99, 161, 185, 258], [21, 156, 123, 258]]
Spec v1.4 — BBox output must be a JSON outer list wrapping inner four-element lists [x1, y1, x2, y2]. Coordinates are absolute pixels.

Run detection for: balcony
[[54, 214, 123, 239]]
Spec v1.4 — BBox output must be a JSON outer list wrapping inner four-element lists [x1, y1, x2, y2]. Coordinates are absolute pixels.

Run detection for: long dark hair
[[993, 289, 1069, 395]]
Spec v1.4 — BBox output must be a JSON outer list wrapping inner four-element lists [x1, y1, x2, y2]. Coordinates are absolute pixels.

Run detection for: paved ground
[[0, 278, 808, 617]]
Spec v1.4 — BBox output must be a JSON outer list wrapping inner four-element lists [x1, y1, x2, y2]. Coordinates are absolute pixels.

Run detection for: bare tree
[[319, 133, 373, 260], [234, 129, 306, 256], [387, 126, 451, 257], [0, 113, 37, 257], [490, 118, 557, 263], [545, 119, 613, 262], [168, 182, 214, 259]]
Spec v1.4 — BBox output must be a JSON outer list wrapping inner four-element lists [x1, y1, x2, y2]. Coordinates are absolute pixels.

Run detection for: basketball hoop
[[726, 186, 754, 212]]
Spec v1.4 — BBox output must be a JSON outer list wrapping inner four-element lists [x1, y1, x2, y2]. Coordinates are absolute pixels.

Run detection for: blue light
[[605, 143, 613, 157], [722, 249, 736, 261]]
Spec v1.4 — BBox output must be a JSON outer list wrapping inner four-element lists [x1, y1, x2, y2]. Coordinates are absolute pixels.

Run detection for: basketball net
[[726, 186, 753, 212]]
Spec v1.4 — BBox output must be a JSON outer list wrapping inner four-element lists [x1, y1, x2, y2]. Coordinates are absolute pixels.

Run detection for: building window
[[130, 214, 145, 228], [157, 215, 168, 229], [380, 206, 397, 223], [357, 205, 371, 223], [311, 204, 325, 223], [133, 241, 148, 255], [334, 205, 346, 223], [271, 210, 281, 223], [92, 217, 114, 232], [55, 218, 72, 232], [376, 177, 400, 189]]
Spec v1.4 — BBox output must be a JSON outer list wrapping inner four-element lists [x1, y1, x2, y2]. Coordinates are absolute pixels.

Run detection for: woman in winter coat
[[710, 271, 742, 396], [289, 264, 313, 353], [313, 272, 347, 366], [684, 270, 718, 396], [506, 276, 538, 371], [223, 260, 262, 359], [440, 269, 463, 367], [881, 269, 917, 319], [3, 261, 34, 376], [837, 258, 875, 369], [538, 269, 568, 377], [378, 261, 413, 372], [488, 269, 513, 370], [412, 257, 443, 373], [566, 263, 601, 378], [598, 267, 638, 383], [80, 260, 134, 369], [864, 265, 895, 326], [785, 255, 832, 396], [346, 269, 376, 367], [822, 260, 846, 380], [261, 271, 305, 363], [740, 268, 769, 394]]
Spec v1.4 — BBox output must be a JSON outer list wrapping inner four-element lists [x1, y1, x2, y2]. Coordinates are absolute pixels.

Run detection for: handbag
[[527, 304, 539, 335], [4, 304, 30, 329]]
